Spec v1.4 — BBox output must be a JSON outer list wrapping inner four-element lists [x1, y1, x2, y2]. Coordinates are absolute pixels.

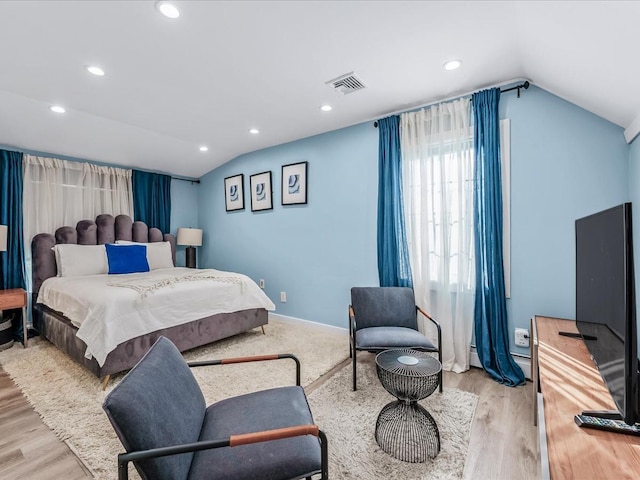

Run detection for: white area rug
[[308, 354, 478, 480], [0, 318, 347, 479], [1, 318, 478, 479]]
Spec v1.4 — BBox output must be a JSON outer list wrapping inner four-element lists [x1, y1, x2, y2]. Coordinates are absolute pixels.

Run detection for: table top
[[0, 288, 26, 296], [0, 288, 27, 309], [535, 316, 640, 479], [375, 348, 441, 377]]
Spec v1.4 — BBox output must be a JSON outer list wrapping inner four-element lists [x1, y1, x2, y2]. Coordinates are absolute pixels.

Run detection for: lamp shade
[[0, 225, 7, 252], [177, 227, 203, 247]]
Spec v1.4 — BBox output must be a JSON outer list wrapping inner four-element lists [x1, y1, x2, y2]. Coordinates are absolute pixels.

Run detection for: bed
[[31, 214, 274, 383]]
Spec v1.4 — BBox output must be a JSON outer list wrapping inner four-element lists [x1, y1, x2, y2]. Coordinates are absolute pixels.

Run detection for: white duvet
[[37, 267, 276, 366]]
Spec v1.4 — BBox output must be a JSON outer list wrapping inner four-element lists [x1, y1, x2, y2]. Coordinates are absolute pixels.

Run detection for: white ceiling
[[0, 1, 638, 178]]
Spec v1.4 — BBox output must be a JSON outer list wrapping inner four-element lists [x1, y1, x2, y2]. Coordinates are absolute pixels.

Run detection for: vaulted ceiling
[[0, 1, 638, 178]]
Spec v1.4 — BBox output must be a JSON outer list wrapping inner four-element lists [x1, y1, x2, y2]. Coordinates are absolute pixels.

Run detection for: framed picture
[[224, 174, 245, 212], [281, 161, 308, 205], [250, 171, 273, 212]]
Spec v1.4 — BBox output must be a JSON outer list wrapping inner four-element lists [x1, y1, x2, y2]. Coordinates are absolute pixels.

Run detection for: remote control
[[574, 414, 640, 436]]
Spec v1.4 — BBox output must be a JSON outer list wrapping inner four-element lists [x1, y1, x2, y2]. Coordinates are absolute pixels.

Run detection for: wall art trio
[[224, 161, 308, 212]]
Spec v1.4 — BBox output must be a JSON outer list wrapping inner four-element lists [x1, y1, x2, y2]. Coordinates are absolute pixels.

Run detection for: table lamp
[[0, 225, 6, 252], [177, 227, 202, 268]]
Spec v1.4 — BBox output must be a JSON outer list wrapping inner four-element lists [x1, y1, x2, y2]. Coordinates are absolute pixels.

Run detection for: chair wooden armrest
[[418, 307, 441, 347], [348, 305, 357, 354], [117, 425, 328, 480], [187, 353, 301, 386], [418, 307, 439, 326], [348, 305, 357, 330], [418, 307, 443, 391]]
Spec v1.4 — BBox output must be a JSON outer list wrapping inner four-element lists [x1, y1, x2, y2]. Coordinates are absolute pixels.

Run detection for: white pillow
[[52, 244, 108, 277], [115, 241, 174, 270]]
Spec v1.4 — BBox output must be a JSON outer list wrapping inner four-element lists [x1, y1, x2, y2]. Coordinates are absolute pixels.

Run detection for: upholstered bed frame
[[32, 214, 267, 381]]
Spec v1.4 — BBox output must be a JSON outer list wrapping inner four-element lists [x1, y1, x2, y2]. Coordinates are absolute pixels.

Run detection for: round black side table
[[375, 348, 442, 462]]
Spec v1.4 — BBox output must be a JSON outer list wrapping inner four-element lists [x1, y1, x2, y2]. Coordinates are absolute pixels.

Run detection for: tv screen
[[576, 203, 638, 425]]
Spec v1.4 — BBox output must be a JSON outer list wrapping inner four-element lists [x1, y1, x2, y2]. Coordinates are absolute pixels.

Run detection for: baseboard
[[268, 313, 348, 334], [470, 346, 532, 381], [269, 314, 532, 380]]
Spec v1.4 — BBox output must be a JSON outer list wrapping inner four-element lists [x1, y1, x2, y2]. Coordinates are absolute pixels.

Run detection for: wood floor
[[0, 363, 540, 480], [0, 369, 92, 479], [449, 368, 541, 480]]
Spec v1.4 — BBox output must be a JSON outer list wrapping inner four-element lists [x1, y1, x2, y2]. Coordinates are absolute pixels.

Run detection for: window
[[21, 155, 133, 325], [402, 116, 510, 294]]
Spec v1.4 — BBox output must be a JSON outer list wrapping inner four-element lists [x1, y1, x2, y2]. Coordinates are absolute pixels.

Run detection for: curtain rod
[[497, 80, 530, 98], [172, 176, 200, 184], [373, 81, 530, 128]]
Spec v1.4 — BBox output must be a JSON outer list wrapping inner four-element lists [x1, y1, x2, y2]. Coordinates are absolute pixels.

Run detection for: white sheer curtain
[[400, 98, 475, 373], [22, 155, 133, 322], [23, 155, 133, 241]]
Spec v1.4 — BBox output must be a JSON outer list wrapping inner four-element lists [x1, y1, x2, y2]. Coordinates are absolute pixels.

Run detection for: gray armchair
[[102, 336, 328, 480], [349, 287, 442, 392]]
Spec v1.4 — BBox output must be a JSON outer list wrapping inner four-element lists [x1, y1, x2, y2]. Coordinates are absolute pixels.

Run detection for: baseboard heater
[[469, 345, 532, 381]]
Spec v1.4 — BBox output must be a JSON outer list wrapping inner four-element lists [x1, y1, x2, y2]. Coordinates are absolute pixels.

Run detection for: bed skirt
[[37, 304, 268, 378]]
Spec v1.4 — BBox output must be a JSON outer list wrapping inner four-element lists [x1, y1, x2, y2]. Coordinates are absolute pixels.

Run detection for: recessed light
[[199, 146, 208, 152], [320, 105, 332, 112], [249, 128, 259, 134], [85, 65, 105, 76], [50, 105, 66, 114], [156, 1, 180, 19], [443, 59, 463, 71]]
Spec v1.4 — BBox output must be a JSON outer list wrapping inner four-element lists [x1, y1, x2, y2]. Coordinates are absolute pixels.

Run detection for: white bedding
[[37, 267, 276, 366]]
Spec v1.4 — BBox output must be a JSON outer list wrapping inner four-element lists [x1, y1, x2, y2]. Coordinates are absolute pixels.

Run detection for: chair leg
[[319, 429, 329, 480], [352, 349, 357, 391], [438, 349, 443, 393]]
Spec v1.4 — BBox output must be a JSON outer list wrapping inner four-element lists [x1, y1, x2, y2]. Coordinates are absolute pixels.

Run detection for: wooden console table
[[532, 315, 640, 479]]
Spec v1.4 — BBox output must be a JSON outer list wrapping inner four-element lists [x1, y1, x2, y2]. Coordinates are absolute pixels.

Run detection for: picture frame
[[224, 174, 245, 212], [281, 161, 308, 205], [250, 171, 273, 212]]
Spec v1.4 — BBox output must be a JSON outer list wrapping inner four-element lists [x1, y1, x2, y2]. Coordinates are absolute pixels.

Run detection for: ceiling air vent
[[326, 72, 366, 95]]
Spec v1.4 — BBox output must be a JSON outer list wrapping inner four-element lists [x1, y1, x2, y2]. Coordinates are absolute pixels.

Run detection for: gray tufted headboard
[[31, 214, 176, 301]]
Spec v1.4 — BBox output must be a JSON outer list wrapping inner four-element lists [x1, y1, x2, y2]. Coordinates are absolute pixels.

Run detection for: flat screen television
[[575, 202, 638, 425]]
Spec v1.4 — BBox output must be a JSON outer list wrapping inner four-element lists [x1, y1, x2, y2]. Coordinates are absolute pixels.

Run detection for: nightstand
[[0, 288, 28, 348]]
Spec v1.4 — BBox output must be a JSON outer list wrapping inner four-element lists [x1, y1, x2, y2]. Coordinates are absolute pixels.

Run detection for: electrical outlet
[[280, 291, 286, 303], [259, 279, 265, 289], [515, 328, 529, 347]]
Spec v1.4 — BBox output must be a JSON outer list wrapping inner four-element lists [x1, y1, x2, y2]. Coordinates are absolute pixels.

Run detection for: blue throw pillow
[[105, 244, 150, 275]]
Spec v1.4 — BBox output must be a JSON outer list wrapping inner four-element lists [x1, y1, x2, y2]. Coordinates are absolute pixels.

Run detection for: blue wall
[[170, 178, 199, 267], [503, 86, 629, 354], [196, 85, 630, 353], [198, 123, 379, 327]]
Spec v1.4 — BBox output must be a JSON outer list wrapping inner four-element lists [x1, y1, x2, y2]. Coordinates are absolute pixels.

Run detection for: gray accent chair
[[102, 337, 328, 480], [349, 287, 442, 392]]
